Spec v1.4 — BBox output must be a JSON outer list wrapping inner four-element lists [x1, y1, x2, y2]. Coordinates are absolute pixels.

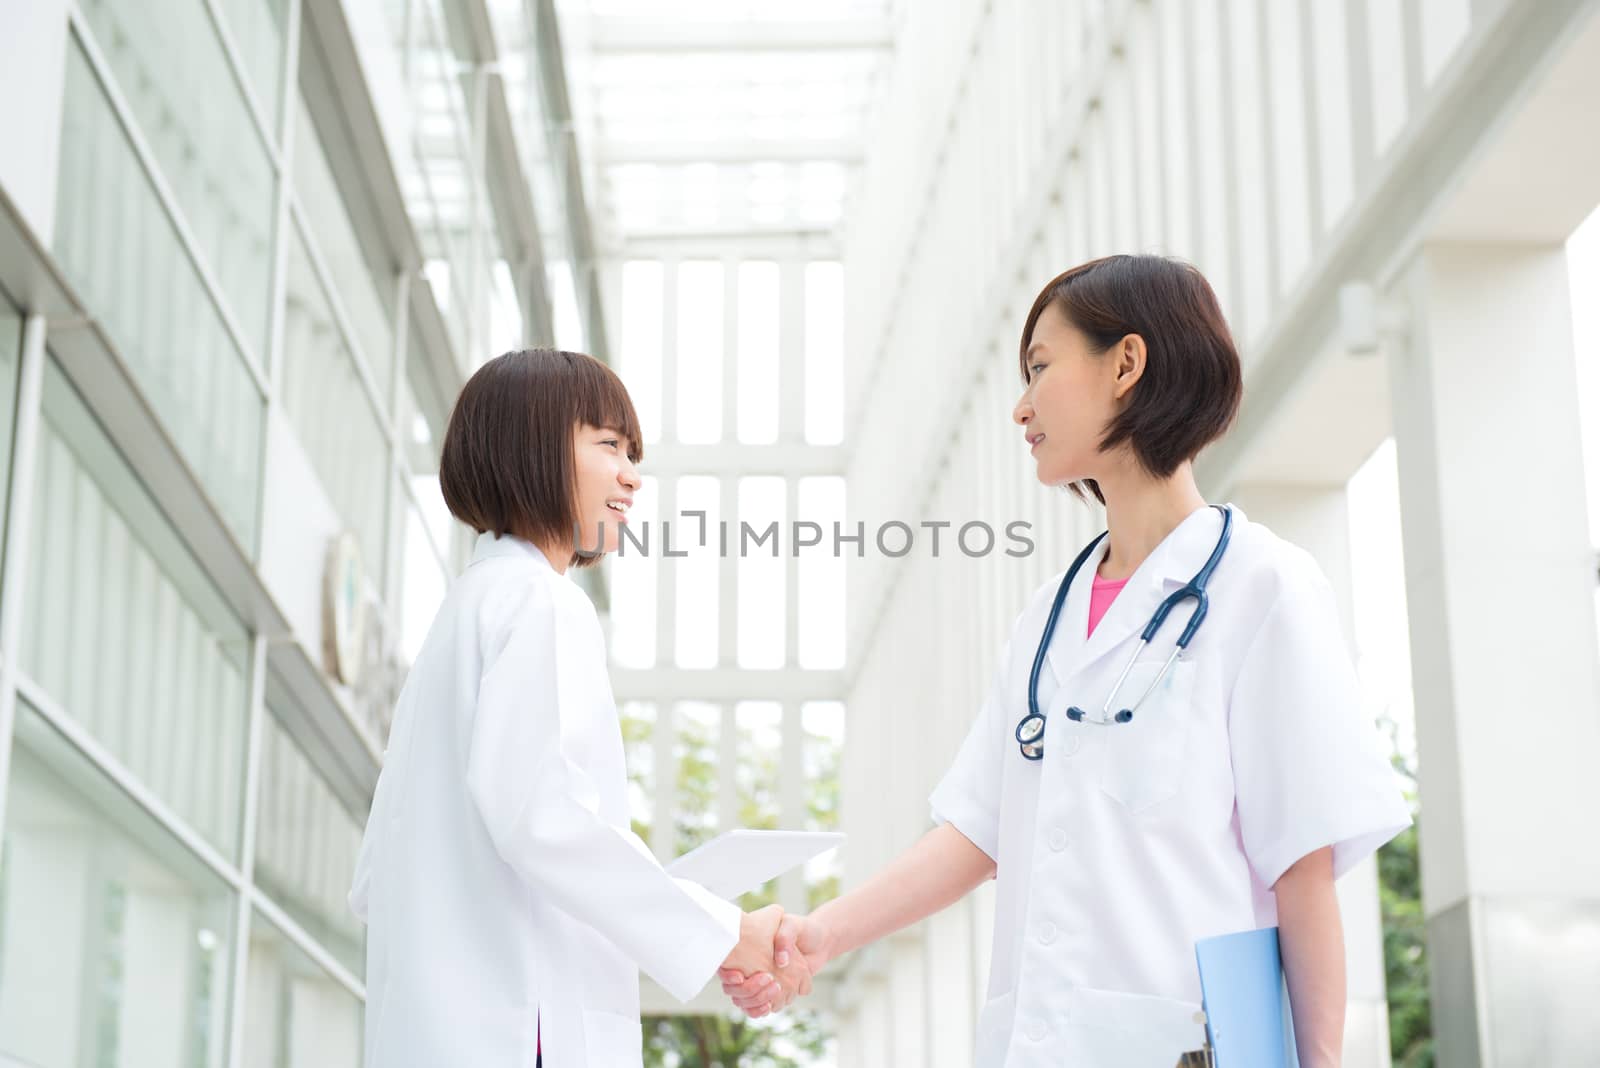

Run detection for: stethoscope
[[1015, 505, 1233, 760]]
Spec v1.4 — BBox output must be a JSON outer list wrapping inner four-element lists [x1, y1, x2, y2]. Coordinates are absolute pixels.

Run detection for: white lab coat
[[350, 533, 740, 1068], [930, 506, 1411, 1067]]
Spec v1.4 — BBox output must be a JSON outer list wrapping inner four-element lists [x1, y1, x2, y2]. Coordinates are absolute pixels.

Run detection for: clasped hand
[[716, 907, 830, 1018]]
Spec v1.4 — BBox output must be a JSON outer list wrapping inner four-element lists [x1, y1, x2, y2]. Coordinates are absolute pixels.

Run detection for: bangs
[[572, 354, 645, 464]]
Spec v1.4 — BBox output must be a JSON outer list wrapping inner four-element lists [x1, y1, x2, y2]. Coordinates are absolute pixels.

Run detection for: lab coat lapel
[[1044, 507, 1223, 688]]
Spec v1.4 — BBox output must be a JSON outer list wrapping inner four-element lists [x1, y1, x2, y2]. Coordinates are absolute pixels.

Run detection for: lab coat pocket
[[1099, 658, 1196, 812], [973, 991, 1018, 1065], [1065, 986, 1206, 1066], [582, 1008, 644, 1067]]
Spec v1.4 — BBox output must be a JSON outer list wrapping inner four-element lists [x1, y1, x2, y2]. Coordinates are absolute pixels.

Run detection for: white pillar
[[1390, 243, 1600, 1065], [1231, 481, 1394, 1068]]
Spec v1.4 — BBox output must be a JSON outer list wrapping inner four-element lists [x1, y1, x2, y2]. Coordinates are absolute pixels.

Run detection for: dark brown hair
[[440, 349, 643, 568], [1019, 255, 1242, 502]]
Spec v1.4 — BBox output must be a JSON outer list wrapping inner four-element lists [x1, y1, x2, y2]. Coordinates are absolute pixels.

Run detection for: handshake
[[715, 905, 834, 1017]]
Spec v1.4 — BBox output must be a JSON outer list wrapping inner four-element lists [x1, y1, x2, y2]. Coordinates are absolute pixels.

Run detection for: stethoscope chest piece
[[1016, 505, 1232, 761]]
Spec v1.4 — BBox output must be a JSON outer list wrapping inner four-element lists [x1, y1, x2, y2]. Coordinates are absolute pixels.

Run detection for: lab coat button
[[1048, 828, 1068, 852], [1024, 1019, 1048, 1042], [1037, 921, 1057, 945]]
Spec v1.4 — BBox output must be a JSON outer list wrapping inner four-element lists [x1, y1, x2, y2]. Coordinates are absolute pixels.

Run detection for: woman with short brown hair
[[725, 256, 1409, 1066], [351, 350, 807, 1067]]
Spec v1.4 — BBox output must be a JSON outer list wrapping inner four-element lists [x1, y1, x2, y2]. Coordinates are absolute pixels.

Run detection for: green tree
[[620, 704, 843, 1067], [1377, 721, 1433, 1068]]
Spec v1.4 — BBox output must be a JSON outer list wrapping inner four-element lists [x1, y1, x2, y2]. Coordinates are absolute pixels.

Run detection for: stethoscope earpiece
[[1066, 707, 1085, 722], [1115, 709, 1134, 724]]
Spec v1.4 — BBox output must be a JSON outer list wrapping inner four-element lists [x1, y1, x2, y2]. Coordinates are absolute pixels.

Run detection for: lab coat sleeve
[[1227, 559, 1412, 888], [465, 582, 742, 1003], [927, 631, 1016, 862]]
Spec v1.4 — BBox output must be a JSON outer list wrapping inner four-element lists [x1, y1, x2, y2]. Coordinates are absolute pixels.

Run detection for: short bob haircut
[[440, 349, 643, 568], [1019, 254, 1242, 503]]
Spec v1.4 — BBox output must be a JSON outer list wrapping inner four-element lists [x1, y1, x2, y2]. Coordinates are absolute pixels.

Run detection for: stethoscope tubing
[[1017, 505, 1233, 758]]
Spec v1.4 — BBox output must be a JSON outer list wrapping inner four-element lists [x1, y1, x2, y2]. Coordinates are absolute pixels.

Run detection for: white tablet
[[667, 830, 845, 900]]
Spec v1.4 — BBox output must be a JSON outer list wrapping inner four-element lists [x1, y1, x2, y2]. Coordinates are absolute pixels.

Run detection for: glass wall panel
[[54, 39, 266, 548], [620, 261, 664, 444], [736, 476, 785, 669], [242, 912, 362, 1068], [76, 0, 277, 363], [804, 262, 844, 445], [254, 713, 365, 977], [672, 701, 720, 853], [675, 262, 723, 444], [22, 359, 251, 859], [218, 0, 289, 132], [672, 476, 719, 669], [0, 702, 235, 1068], [281, 227, 391, 582], [735, 261, 779, 445], [796, 476, 846, 670], [293, 92, 397, 401], [607, 473, 657, 669]]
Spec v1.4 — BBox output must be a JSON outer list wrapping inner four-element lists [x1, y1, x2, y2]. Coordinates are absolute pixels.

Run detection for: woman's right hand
[[719, 912, 833, 1017], [719, 905, 814, 1015]]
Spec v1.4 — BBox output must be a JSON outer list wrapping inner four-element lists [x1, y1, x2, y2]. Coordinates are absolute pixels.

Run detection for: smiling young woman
[[723, 256, 1409, 1068], [351, 349, 809, 1068]]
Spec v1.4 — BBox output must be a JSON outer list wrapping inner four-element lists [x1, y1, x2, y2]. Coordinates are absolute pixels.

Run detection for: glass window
[[242, 912, 362, 1068], [735, 262, 779, 445], [218, 0, 289, 133], [619, 261, 664, 444], [675, 262, 724, 445], [254, 713, 366, 978], [796, 476, 845, 670], [21, 359, 252, 859], [0, 701, 235, 1068], [54, 39, 266, 548], [75, 0, 277, 363], [293, 92, 397, 402], [672, 701, 720, 853], [736, 477, 785, 669], [619, 701, 656, 841], [281, 227, 391, 583], [672, 476, 719, 669], [801, 701, 845, 909], [607, 475, 658, 670], [804, 262, 844, 445]]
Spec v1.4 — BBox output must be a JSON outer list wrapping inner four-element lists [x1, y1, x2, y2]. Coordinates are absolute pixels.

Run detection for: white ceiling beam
[[613, 233, 842, 261], [604, 222, 840, 245], [589, 16, 894, 54], [598, 136, 864, 164], [609, 669, 847, 704]]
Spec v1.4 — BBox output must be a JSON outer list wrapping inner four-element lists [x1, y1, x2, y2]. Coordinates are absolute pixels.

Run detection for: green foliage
[[1377, 724, 1433, 1068], [641, 1011, 832, 1068], [621, 703, 844, 1067]]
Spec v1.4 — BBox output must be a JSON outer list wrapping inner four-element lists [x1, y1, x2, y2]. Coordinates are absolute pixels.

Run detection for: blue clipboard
[[1194, 928, 1300, 1067]]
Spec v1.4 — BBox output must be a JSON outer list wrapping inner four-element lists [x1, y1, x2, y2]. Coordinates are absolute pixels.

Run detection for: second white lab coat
[[350, 533, 740, 1068], [930, 505, 1411, 1066]]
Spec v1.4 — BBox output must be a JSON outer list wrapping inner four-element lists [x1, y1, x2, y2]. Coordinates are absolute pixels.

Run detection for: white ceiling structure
[[558, 1, 898, 248]]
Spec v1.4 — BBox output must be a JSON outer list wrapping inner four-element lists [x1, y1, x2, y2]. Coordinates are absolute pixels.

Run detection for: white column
[[1389, 243, 1600, 1065], [1231, 482, 1393, 1068], [887, 931, 929, 1065]]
